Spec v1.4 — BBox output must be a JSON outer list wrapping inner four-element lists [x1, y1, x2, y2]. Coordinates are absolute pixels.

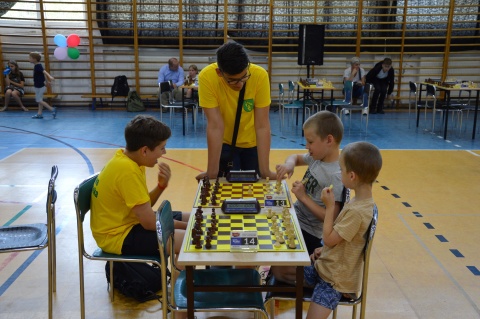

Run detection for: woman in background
[[1, 60, 29, 112]]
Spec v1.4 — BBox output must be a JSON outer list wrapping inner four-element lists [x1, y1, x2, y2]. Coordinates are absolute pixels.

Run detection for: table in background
[[177, 178, 311, 319], [418, 83, 480, 140], [296, 82, 335, 135]]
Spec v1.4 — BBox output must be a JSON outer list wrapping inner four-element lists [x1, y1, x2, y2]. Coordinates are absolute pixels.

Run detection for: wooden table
[[296, 82, 335, 136], [177, 179, 311, 319], [418, 83, 480, 140]]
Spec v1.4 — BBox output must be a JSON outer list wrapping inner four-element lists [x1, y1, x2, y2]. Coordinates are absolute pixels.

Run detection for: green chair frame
[[264, 205, 379, 319], [0, 165, 58, 319], [156, 200, 268, 319], [74, 173, 162, 319]]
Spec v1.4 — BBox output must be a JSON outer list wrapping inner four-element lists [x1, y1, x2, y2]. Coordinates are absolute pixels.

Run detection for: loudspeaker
[[298, 24, 325, 66]]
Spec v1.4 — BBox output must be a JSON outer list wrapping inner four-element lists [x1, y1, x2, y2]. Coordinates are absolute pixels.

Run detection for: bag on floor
[[126, 90, 145, 112], [111, 75, 130, 100], [105, 261, 161, 302]]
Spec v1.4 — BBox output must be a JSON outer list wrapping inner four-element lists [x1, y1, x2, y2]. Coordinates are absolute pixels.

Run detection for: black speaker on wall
[[298, 24, 325, 66]]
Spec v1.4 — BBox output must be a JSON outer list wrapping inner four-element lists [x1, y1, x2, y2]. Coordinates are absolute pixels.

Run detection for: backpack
[[111, 75, 130, 100], [105, 261, 162, 302], [126, 90, 145, 112]]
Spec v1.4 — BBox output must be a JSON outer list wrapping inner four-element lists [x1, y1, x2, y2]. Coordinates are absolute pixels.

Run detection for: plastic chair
[[278, 83, 310, 129], [0, 165, 58, 319], [159, 81, 197, 134], [327, 80, 353, 114], [156, 200, 268, 319], [74, 173, 162, 319], [340, 83, 373, 134], [409, 81, 423, 128], [264, 205, 379, 319]]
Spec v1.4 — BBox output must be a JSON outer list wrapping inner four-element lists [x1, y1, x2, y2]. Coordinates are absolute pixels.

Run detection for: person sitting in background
[[158, 57, 184, 106], [366, 57, 395, 114], [343, 57, 367, 115], [1, 60, 29, 112], [184, 64, 199, 99]]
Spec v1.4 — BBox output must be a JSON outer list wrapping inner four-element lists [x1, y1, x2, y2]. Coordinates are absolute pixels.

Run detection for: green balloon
[[67, 47, 80, 59]]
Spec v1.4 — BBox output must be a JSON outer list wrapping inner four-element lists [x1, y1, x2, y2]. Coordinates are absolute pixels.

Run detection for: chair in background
[[156, 200, 268, 319], [340, 83, 373, 134], [159, 81, 197, 134], [409, 81, 424, 129], [264, 205, 379, 319], [425, 84, 463, 135], [74, 173, 162, 319], [278, 83, 310, 130], [0, 165, 58, 319], [326, 80, 353, 115]]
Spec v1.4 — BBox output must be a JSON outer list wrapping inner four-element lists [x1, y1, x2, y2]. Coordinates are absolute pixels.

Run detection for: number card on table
[[230, 230, 258, 252]]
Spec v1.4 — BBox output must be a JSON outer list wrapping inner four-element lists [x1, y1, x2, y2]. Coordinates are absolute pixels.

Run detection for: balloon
[[54, 47, 68, 60], [67, 47, 80, 60], [54, 34, 67, 48], [67, 34, 81, 47]]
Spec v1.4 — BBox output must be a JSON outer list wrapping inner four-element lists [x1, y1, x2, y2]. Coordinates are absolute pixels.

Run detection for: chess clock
[[226, 170, 259, 183], [221, 198, 261, 214]]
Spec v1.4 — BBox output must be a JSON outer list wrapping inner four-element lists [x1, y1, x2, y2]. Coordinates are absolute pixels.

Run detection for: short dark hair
[[383, 58, 392, 66], [303, 111, 344, 144], [29, 52, 42, 62], [341, 141, 382, 184], [216, 42, 250, 75], [125, 115, 171, 152]]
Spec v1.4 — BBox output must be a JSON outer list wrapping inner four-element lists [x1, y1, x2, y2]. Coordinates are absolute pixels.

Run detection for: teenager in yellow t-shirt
[[196, 42, 276, 180]]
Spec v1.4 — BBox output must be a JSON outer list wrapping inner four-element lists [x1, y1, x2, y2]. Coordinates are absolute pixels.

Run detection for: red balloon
[[67, 34, 80, 47]]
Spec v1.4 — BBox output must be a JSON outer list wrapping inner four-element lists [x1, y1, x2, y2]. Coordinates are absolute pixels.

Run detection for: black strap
[[231, 83, 246, 148]]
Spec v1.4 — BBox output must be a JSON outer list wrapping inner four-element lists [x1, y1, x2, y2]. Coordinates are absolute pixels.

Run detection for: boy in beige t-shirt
[[274, 141, 382, 319]]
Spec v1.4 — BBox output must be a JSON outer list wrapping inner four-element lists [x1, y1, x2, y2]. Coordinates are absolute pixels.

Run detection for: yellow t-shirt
[[198, 62, 271, 148], [90, 149, 151, 255]]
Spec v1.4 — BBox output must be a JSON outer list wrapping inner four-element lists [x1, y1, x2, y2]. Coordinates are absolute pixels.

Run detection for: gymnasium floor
[[1, 106, 480, 319]]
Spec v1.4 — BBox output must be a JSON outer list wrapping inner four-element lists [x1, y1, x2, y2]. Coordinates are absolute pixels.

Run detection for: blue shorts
[[304, 265, 342, 310]]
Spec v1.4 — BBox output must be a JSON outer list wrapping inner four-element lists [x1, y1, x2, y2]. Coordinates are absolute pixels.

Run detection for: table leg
[[302, 92, 306, 137], [91, 98, 97, 110], [443, 91, 451, 140], [472, 90, 479, 140], [417, 84, 423, 128], [182, 88, 186, 136], [186, 266, 195, 319], [295, 265, 304, 319], [330, 90, 334, 112]]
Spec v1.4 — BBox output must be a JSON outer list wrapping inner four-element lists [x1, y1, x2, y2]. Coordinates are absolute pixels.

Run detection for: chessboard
[[184, 206, 305, 252], [193, 177, 291, 209]]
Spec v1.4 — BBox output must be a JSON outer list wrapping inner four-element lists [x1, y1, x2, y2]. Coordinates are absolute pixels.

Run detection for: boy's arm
[[320, 187, 343, 247], [276, 154, 305, 180], [293, 183, 341, 222], [43, 70, 54, 82], [132, 201, 186, 230]]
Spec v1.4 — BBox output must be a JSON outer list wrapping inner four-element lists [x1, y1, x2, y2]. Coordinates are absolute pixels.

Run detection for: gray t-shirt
[[294, 153, 344, 239]]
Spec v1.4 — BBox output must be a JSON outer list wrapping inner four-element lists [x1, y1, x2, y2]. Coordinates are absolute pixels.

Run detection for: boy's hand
[[157, 162, 171, 188], [291, 180, 307, 201], [275, 163, 294, 180], [320, 185, 335, 209], [309, 247, 323, 263]]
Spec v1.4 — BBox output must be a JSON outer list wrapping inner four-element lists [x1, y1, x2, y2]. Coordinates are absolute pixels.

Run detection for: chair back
[[47, 165, 59, 220], [156, 200, 176, 319], [426, 84, 436, 98], [287, 80, 296, 104], [343, 80, 353, 104], [356, 205, 379, 312], [409, 81, 417, 94], [278, 83, 285, 106]]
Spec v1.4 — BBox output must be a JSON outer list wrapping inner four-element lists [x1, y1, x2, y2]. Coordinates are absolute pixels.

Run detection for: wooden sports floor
[[1, 108, 480, 318]]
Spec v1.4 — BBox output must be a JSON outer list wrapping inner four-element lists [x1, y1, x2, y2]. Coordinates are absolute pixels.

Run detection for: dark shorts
[[304, 265, 342, 310], [218, 143, 259, 178], [121, 211, 182, 256]]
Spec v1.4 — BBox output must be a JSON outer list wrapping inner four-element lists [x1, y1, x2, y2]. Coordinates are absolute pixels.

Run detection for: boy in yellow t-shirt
[[91, 115, 189, 257]]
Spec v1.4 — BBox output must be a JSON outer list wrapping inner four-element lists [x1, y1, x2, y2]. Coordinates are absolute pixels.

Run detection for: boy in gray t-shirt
[[276, 111, 345, 255]]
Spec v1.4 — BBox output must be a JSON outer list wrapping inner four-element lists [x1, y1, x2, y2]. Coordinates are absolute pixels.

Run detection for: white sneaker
[[343, 109, 350, 115], [362, 107, 368, 115]]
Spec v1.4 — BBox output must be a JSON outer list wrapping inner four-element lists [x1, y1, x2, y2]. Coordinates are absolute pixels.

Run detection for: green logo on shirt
[[243, 99, 254, 112]]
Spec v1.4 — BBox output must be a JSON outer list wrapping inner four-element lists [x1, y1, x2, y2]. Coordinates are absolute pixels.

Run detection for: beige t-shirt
[[315, 198, 375, 293]]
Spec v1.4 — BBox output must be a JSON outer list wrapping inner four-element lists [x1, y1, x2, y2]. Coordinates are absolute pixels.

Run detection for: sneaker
[[32, 114, 43, 119], [362, 107, 368, 116], [52, 107, 57, 119], [343, 109, 350, 115]]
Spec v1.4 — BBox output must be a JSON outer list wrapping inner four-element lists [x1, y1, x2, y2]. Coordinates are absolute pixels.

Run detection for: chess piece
[[274, 240, 282, 248], [288, 238, 296, 249], [266, 209, 272, 219]]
